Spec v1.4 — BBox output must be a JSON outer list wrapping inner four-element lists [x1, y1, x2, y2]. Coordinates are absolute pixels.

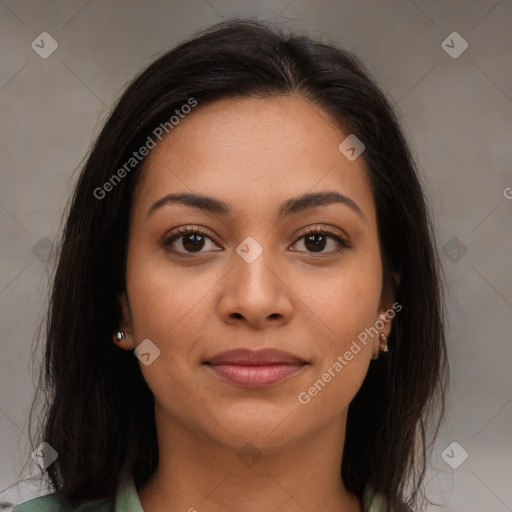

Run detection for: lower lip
[[206, 363, 306, 388]]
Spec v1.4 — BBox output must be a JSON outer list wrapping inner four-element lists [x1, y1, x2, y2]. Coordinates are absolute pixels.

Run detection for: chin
[[206, 404, 301, 443]]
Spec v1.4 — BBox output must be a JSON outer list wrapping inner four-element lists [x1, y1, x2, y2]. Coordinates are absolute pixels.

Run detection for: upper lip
[[205, 348, 307, 366]]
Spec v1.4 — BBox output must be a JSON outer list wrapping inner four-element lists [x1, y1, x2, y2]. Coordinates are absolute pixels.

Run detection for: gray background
[[1, 1, 511, 511]]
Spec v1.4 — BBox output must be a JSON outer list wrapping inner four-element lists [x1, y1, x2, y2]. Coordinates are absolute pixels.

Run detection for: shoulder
[[13, 494, 68, 512], [13, 493, 112, 512]]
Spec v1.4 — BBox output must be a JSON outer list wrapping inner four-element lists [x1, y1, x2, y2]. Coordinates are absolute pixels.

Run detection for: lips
[[206, 348, 306, 366], [204, 348, 308, 388]]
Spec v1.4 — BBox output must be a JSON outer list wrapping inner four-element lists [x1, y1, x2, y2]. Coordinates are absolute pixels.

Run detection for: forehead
[[133, 94, 375, 224]]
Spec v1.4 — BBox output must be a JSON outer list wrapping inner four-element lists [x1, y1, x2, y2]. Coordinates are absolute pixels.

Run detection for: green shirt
[[13, 478, 386, 511]]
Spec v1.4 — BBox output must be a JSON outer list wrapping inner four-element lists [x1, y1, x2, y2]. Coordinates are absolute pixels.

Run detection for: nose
[[217, 244, 293, 330]]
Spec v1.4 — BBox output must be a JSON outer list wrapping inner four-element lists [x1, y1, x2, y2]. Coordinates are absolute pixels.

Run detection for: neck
[[138, 404, 362, 512]]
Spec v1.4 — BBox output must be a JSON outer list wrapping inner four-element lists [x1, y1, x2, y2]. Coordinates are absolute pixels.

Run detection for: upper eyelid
[[166, 224, 346, 240], [295, 224, 348, 240]]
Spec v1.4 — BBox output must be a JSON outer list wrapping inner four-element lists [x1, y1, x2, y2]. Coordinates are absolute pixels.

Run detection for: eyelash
[[163, 225, 351, 257]]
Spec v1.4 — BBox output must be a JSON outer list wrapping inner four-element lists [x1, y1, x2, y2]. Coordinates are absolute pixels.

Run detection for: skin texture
[[118, 94, 395, 512]]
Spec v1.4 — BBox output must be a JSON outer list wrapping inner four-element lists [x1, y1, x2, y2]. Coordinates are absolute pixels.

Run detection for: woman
[[15, 18, 448, 512]]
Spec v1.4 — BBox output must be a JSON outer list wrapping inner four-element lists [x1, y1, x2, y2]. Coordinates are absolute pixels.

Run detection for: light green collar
[[116, 477, 383, 512], [113, 477, 143, 512], [14, 477, 384, 511], [363, 483, 384, 511]]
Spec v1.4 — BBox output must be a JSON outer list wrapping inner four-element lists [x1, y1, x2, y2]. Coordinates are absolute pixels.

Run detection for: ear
[[114, 291, 137, 350], [372, 270, 401, 359]]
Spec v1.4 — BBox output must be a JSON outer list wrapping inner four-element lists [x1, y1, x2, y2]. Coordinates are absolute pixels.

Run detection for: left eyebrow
[[278, 191, 364, 220], [147, 191, 364, 220]]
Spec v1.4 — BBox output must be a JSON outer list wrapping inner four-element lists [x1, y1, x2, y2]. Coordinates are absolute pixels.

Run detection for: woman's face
[[119, 94, 394, 450]]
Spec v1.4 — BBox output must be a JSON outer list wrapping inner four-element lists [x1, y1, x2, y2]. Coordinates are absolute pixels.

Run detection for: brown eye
[[303, 233, 329, 252], [292, 226, 351, 254], [164, 227, 222, 256], [179, 232, 206, 252]]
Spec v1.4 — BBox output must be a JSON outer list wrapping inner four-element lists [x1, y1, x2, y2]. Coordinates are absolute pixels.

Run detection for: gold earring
[[379, 333, 388, 353]]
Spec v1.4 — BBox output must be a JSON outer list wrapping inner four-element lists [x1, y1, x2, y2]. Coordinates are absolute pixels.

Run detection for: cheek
[[124, 254, 211, 419], [124, 245, 226, 407], [125, 245, 216, 343], [297, 250, 383, 349], [294, 267, 381, 413], [297, 355, 370, 417], [292, 249, 382, 411]]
